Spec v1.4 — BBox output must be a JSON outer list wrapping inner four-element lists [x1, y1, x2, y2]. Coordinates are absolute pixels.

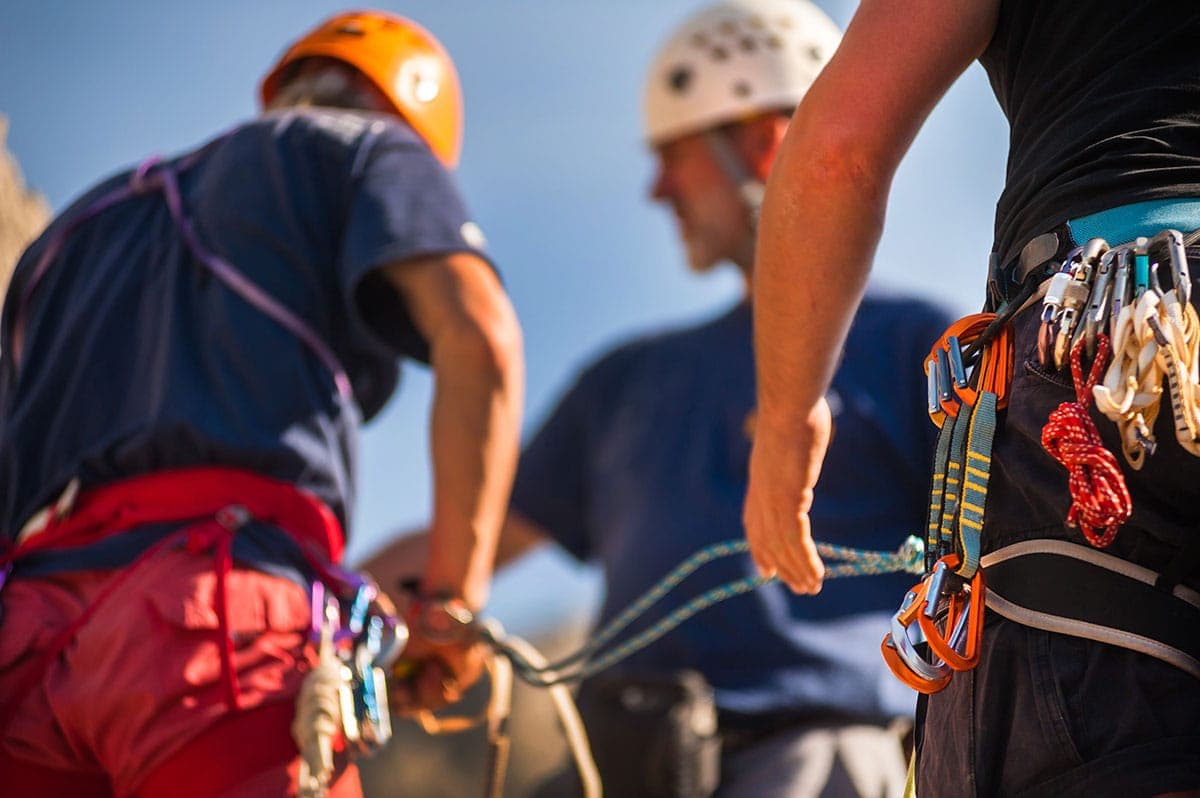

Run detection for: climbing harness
[[0, 468, 350, 735], [880, 226, 1200, 698], [982, 539, 1200, 681]]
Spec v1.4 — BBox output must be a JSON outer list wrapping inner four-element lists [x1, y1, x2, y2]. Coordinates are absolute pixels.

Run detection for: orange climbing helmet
[[260, 10, 463, 167]]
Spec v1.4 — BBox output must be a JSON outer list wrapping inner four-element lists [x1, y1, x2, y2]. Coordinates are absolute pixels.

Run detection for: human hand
[[389, 595, 486, 715], [743, 398, 832, 594]]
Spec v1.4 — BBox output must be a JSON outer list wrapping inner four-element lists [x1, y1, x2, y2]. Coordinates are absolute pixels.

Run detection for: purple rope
[[10, 153, 353, 402]]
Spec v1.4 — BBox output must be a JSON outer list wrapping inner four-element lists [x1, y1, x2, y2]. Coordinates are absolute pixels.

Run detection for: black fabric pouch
[[575, 669, 721, 798]]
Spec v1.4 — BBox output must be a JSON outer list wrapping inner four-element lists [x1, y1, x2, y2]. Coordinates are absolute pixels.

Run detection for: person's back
[[982, 2, 1200, 273], [0, 11, 523, 796], [1, 109, 445, 535]]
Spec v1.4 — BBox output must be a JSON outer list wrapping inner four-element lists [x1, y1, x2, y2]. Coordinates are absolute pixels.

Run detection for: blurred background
[[0, 1, 1007, 794]]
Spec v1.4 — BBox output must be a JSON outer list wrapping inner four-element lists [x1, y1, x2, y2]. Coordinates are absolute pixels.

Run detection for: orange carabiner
[[916, 554, 986, 672], [880, 582, 953, 694], [924, 314, 1015, 425]]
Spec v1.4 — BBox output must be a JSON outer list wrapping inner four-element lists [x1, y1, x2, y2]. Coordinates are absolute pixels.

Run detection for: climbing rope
[[1041, 335, 1132, 548], [487, 536, 925, 688]]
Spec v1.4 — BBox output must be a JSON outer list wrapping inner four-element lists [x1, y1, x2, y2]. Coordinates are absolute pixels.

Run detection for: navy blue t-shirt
[[511, 296, 952, 719], [0, 109, 490, 550]]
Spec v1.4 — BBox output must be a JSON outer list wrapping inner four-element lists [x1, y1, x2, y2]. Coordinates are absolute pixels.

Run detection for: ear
[[735, 113, 791, 182]]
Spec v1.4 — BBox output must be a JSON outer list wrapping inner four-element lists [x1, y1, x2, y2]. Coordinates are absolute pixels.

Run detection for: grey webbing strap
[[702, 130, 764, 224], [982, 540, 1200, 680], [1012, 231, 1062, 285]]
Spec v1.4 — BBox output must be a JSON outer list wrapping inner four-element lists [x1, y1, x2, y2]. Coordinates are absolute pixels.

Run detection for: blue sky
[[0, 1, 1009, 628]]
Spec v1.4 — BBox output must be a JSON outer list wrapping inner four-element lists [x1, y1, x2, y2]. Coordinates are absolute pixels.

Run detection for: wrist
[[398, 579, 478, 644]]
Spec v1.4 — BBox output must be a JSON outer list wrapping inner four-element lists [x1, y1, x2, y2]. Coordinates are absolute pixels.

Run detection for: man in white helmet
[[367, 1, 950, 795]]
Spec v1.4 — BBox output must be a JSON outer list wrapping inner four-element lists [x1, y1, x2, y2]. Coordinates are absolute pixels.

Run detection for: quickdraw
[[880, 553, 984, 693], [885, 310, 1012, 693]]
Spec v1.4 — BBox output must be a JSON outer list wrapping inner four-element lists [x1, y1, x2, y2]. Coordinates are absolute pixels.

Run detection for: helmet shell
[[643, 0, 841, 145], [260, 10, 463, 167]]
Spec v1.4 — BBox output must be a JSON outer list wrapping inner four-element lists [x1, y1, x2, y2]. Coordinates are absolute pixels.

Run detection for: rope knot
[[1041, 336, 1131, 548]]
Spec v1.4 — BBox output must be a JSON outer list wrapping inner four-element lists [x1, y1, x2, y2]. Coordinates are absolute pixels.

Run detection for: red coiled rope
[[1040, 335, 1132, 548]]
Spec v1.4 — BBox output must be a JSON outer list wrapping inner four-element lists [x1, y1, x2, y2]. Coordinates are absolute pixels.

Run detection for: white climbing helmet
[[643, 0, 842, 145]]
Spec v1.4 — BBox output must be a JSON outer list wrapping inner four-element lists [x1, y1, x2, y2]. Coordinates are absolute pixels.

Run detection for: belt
[[989, 208, 1200, 309], [983, 539, 1200, 680], [2, 466, 344, 568]]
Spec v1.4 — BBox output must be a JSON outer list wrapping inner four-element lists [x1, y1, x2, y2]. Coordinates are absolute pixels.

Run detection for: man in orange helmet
[[0, 10, 522, 797]]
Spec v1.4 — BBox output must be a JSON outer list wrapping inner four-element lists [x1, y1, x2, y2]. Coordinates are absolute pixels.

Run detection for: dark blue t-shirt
[[511, 296, 953, 719], [0, 109, 489, 549]]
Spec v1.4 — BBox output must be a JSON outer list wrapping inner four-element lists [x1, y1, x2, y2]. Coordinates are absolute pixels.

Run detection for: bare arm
[[745, 0, 1000, 593], [382, 251, 524, 608], [380, 250, 523, 709]]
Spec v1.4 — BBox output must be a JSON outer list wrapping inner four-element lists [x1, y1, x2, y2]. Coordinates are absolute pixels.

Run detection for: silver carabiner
[[1081, 244, 1117, 355], [1149, 229, 1191, 307], [1111, 248, 1133, 327], [888, 589, 950, 682]]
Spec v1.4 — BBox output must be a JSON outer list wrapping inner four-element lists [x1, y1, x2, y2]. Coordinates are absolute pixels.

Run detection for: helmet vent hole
[[691, 33, 709, 48], [336, 24, 364, 36], [778, 15, 794, 29], [710, 45, 729, 62], [718, 20, 737, 35], [733, 80, 753, 98], [748, 15, 765, 29], [740, 37, 757, 52], [669, 65, 693, 93], [765, 35, 782, 49], [806, 45, 824, 61]]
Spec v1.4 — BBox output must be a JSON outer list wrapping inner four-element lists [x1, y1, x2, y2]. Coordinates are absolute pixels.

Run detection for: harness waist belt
[[982, 539, 1200, 680], [2, 466, 344, 566]]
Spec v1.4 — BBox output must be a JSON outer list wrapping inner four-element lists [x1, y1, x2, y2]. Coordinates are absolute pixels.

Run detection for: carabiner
[[1082, 246, 1118, 357], [880, 582, 953, 694], [1149, 228, 1191, 307], [1134, 237, 1151, 299], [916, 554, 985, 672]]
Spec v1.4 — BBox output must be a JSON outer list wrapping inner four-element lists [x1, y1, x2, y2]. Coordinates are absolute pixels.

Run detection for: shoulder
[[238, 109, 437, 173]]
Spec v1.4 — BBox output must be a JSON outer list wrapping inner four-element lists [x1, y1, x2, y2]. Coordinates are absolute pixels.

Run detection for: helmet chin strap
[[703, 129, 765, 228]]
